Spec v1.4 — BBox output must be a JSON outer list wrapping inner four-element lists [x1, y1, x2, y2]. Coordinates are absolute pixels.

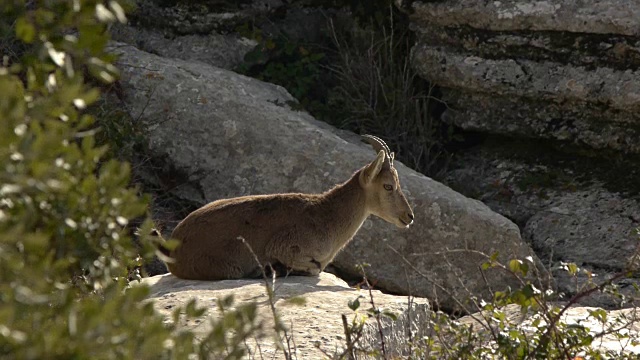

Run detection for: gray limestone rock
[[410, 0, 640, 36], [136, 272, 432, 359], [407, 0, 640, 309], [524, 189, 640, 270], [411, 47, 640, 111], [126, 0, 278, 35], [110, 24, 256, 70], [437, 92, 640, 153], [406, 0, 640, 153], [442, 141, 640, 309]]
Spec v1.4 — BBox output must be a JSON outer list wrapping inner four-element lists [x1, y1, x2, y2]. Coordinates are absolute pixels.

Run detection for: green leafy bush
[[331, 252, 640, 359], [0, 1, 261, 358]]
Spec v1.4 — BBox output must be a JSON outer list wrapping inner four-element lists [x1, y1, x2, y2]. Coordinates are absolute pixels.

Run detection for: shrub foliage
[[0, 1, 260, 358]]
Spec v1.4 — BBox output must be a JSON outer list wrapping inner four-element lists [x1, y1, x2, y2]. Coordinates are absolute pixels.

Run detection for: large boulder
[[112, 43, 539, 311], [137, 272, 432, 359], [406, 0, 640, 153], [110, 0, 349, 71], [443, 141, 640, 309]]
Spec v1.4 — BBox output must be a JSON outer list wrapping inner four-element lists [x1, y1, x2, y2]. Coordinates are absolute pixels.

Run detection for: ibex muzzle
[[160, 135, 414, 280]]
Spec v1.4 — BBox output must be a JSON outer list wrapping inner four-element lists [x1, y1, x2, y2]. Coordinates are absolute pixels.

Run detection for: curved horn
[[361, 134, 393, 166]]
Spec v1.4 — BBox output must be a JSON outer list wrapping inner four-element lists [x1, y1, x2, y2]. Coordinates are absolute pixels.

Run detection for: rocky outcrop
[[110, 25, 256, 70], [109, 0, 262, 70], [111, 42, 540, 311], [443, 140, 640, 309], [138, 273, 640, 358], [406, 0, 640, 309], [123, 0, 275, 36], [524, 189, 640, 270], [406, 0, 640, 153], [110, 0, 346, 71], [137, 272, 432, 359]]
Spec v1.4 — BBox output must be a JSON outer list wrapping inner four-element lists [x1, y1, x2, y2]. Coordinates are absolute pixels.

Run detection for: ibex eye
[[383, 184, 393, 191]]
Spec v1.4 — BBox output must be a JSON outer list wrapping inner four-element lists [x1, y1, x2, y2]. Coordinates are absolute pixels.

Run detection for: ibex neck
[[319, 170, 368, 246]]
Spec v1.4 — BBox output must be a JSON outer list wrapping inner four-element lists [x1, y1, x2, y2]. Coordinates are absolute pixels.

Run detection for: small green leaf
[[81, 88, 101, 106], [567, 263, 578, 275], [16, 17, 36, 43], [588, 308, 608, 323], [348, 296, 362, 311], [185, 299, 206, 318], [520, 284, 537, 299], [490, 252, 499, 262], [509, 259, 522, 274]]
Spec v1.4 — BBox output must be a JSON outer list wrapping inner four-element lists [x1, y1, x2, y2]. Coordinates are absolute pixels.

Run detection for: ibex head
[[360, 135, 414, 228]]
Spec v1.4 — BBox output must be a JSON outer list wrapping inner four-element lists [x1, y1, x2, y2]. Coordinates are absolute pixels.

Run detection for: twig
[[529, 271, 628, 359], [342, 314, 355, 360], [385, 244, 491, 330], [359, 267, 388, 359]]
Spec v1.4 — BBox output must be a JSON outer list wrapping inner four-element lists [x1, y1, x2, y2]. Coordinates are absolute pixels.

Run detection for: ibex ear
[[362, 150, 386, 184]]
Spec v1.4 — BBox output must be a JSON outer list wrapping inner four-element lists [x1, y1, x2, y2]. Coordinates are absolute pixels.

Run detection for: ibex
[[159, 135, 414, 280]]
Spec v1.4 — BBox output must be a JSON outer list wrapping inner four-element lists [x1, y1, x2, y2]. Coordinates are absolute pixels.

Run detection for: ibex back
[[161, 135, 414, 280]]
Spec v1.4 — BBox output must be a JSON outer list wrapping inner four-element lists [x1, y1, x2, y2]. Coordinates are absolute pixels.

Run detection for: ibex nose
[[402, 212, 414, 228]]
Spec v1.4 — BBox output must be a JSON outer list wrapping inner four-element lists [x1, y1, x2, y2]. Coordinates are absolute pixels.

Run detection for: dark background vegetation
[[234, 0, 456, 179]]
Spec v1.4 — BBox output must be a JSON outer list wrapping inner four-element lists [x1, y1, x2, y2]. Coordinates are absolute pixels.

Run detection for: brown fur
[[163, 142, 414, 280]]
